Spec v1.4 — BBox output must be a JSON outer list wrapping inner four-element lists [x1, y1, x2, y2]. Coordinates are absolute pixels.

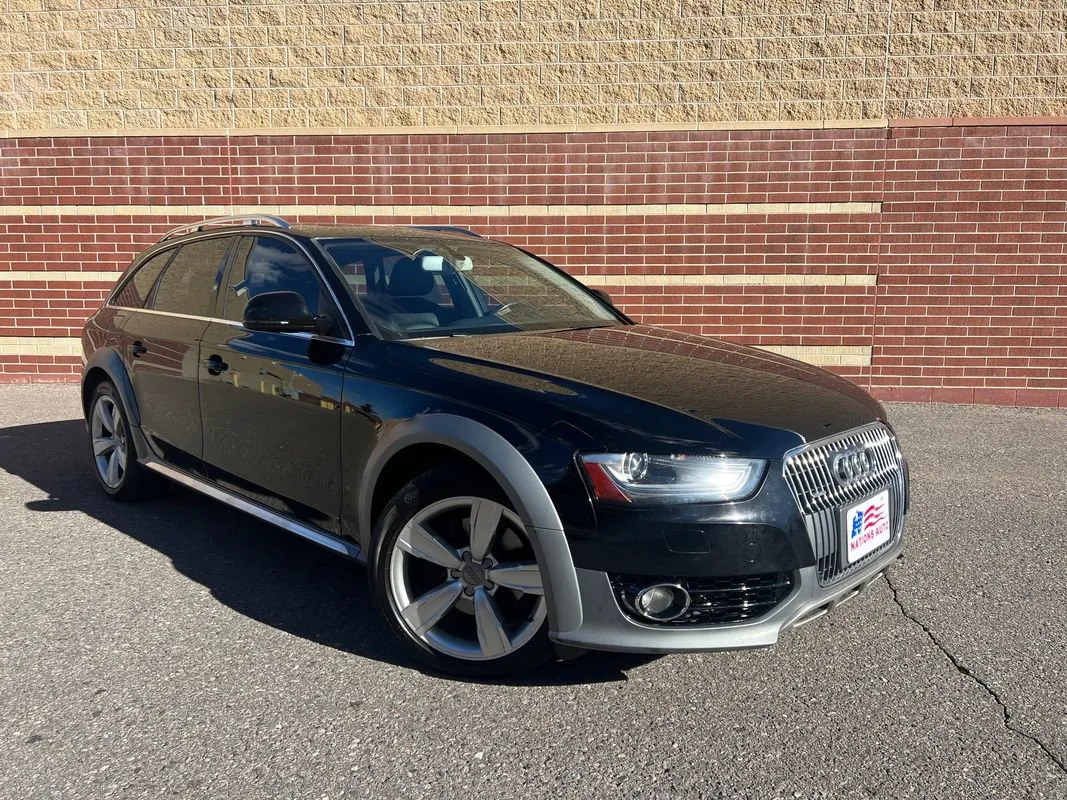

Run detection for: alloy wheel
[[388, 496, 547, 662], [91, 395, 127, 489]]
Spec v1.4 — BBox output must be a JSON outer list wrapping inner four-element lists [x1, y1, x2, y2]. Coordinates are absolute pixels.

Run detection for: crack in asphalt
[[884, 573, 1067, 776]]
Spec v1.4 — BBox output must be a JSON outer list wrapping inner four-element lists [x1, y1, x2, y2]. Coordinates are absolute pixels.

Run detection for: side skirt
[[142, 458, 362, 561]]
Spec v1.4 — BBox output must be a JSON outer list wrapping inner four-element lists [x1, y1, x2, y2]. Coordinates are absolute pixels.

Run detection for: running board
[[142, 459, 361, 560]]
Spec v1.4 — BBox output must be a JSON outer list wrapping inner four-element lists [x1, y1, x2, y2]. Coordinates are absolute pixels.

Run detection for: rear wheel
[[88, 382, 150, 501], [370, 467, 554, 677]]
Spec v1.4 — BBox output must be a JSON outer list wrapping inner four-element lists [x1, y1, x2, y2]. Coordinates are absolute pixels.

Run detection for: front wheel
[[370, 467, 555, 677]]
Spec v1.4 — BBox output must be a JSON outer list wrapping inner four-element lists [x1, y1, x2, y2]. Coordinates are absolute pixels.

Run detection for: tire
[[370, 466, 555, 677], [87, 381, 151, 501]]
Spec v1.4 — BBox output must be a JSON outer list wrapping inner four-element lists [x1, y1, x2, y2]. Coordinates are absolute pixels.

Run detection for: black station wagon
[[81, 215, 909, 676]]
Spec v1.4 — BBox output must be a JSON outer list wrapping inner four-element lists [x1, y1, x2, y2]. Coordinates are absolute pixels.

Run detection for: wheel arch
[[82, 348, 140, 426], [366, 443, 495, 539], [358, 414, 582, 635], [358, 414, 564, 547], [81, 347, 151, 461]]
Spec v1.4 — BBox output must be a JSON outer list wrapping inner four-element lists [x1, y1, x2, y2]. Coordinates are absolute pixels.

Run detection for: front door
[[198, 234, 350, 533]]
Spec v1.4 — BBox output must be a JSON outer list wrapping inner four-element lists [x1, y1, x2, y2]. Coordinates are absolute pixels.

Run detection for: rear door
[[118, 235, 235, 473], [198, 234, 351, 533]]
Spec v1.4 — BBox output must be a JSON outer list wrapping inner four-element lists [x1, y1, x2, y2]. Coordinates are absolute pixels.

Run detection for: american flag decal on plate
[[845, 489, 892, 564]]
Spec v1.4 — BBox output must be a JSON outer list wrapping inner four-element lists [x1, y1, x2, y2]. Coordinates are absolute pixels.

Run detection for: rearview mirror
[[419, 254, 473, 272], [420, 255, 444, 272], [243, 291, 333, 335]]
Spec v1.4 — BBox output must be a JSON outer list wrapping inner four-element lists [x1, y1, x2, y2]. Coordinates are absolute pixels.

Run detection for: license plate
[[843, 489, 891, 564]]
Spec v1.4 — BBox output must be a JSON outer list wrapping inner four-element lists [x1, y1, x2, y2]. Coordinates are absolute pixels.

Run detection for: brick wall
[[2, 1, 1066, 133], [875, 121, 1066, 406], [1, 119, 1064, 406]]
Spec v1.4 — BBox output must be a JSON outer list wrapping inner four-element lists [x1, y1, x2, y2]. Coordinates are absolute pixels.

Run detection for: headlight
[[579, 453, 766, 505]]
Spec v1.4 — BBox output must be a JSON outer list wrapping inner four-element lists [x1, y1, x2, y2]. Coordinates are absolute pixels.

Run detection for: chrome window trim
[[107, 229, 358, 344], [214, 316, 355, 347], [105, 305, 218, 324], [102, 304, 357, 347]]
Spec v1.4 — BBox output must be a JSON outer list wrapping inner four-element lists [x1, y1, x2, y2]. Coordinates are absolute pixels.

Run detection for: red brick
[[885, 386, 935, 402], [972, 388, 1020, 406], [929, 387, 976, 404], [1014, 389, 1062, 408]]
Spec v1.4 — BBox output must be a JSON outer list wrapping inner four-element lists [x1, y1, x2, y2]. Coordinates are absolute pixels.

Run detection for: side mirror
[[589, 287, 614, 307], [243, 291, 333, 335]]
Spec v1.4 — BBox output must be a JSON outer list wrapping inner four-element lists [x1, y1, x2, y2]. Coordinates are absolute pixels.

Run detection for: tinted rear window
[[150, 237, 233, 317], [112, 249, 174, 308]]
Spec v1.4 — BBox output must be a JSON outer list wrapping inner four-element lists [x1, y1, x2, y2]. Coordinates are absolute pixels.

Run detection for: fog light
[[633, 583, 691, 622]]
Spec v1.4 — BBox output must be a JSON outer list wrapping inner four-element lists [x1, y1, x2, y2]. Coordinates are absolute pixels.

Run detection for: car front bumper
[[545, 529, 905, 654]]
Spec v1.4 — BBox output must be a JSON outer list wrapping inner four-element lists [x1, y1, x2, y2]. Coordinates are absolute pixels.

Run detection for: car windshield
[[316, 233, 622, 339]]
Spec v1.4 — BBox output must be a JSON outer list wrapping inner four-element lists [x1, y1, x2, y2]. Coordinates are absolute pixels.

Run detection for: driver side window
[[223, 236, 340, 334]]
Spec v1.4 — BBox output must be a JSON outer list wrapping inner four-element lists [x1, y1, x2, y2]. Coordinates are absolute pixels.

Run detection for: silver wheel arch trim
[[82, 348, 152, 462], [83, 347, 141, 426], [357, 413, 583, 635]]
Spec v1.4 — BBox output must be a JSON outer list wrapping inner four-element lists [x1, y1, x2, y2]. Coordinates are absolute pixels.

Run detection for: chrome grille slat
[[782, 423, 905, 586], [811, 446, 840, 507], [793, 450, 820, 506]]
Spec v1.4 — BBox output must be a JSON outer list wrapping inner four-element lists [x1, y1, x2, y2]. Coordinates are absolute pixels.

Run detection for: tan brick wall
[[1, 0, 1065, 134]]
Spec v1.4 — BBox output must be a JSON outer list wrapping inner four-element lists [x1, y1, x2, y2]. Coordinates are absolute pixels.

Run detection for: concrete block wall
[[2, 0, 1066, 131]]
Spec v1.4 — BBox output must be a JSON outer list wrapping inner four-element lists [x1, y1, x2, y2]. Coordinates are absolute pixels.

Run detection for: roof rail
[[407, 225, 482, 238], [158, 215, 291, 243]]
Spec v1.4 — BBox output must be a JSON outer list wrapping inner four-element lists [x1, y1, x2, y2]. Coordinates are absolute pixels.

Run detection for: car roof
[[155, 217, 489, 248]]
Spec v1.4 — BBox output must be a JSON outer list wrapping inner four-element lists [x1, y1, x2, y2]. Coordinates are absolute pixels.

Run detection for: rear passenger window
[[150, 237, 233, 317], [112, 250, 173, 308]]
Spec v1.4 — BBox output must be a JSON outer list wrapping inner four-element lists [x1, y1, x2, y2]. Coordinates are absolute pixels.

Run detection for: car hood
[[412, 325, 885, 453]]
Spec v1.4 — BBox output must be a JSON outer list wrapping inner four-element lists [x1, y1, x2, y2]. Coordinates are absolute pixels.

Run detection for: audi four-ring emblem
[[831, 446, 875, 485]]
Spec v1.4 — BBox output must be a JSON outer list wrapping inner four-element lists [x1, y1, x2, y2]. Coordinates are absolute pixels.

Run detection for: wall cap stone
[[7, 116, 1067, 141], [0, 118, 892, 140]]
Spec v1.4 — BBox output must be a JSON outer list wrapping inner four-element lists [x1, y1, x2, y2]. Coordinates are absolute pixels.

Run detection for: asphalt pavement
[[0, 385, 1064, 799]]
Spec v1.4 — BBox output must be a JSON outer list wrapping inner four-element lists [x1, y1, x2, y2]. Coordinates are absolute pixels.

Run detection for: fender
[[83, 347, 140, 425], [358, 413, 583, 634], [82, 347, 151, 460]]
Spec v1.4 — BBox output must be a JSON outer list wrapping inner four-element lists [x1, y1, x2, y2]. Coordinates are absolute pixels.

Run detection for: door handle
[[205, 354, 229, 375], [130, 341, 147, 358]]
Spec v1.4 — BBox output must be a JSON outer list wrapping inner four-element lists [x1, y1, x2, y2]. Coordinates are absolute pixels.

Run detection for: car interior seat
[[387, 258, 442, 321]]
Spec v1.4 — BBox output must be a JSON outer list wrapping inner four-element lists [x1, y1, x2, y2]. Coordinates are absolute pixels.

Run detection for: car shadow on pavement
[[0, 419, 656, 686]]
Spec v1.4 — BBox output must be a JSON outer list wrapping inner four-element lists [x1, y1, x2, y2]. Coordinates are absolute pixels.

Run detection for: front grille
[[610, 572, 795, 627], [782, 423, 906, 585]]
